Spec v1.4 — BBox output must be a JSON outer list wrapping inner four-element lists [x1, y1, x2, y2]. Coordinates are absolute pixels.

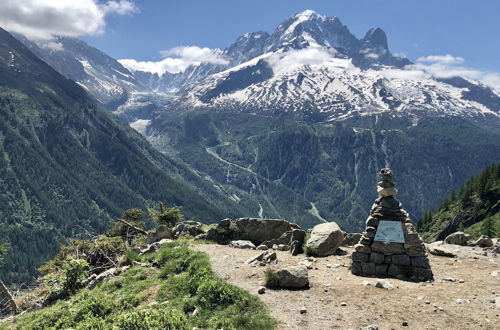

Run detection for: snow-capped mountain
[[15, 35, 148, 108], [146, 10, 499, 125]]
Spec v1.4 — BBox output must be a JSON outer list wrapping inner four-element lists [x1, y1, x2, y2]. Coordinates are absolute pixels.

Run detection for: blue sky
[[80, 0, 500, 73]]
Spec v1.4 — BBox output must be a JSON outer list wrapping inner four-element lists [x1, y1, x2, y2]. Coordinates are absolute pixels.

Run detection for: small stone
[[300, 307, 307, 314], [490, 271, 498, 277], [443, 277, 456, 282], [277, 244, 287, 251], [257, 286, 266, 294], [340, 302, 347, 306], [402, 321, 409, 326], [362, 325, 379, 330], [458, 279, 464, 283], [425, 300, 431, 304], [256, 245, 268, 250], [375, 279, 394, 290], [362, 280, 372, 286]]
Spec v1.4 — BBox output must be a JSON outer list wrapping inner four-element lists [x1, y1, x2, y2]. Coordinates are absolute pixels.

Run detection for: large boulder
[[235, 218, 300, 245], [146, 225, 172, 244], [444, 232, 471, 245], [305, 222, 344, 257], [229, 240, 256, 249], [172, 221, 204, 238], [274, 265, 309, 289]]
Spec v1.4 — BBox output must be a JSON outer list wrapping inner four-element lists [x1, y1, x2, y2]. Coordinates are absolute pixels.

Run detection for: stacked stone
[[351, 168, 433, 281]]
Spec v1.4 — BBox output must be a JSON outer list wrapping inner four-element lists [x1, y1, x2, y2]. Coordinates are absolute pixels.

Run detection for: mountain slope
[[0, 28, 252, 284], [15, 34, 148, 108], [418, 163, 500, 241]]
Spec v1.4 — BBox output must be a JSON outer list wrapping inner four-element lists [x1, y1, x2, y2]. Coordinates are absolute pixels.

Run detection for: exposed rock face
[[444, 232, 471, 245], [274, 265, 309, 288], [351, 168, 433, 281], [306, 222, 344, 257], [235, 218, 300, 244]]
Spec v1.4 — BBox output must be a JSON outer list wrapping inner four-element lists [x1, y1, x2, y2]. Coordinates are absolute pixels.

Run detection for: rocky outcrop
[[246, 250, 277, 265], [236, 218, 300, 244], [351, 168, 433, 281], [146, 225, 172, 244], [474, 235, 494, 247], [172, 221, 204, 238], [305, 222, 344, 257], [444, 232, 471, 245]]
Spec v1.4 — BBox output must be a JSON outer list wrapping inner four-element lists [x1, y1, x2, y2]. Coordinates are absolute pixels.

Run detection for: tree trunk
[[0, 280, 17, 315]]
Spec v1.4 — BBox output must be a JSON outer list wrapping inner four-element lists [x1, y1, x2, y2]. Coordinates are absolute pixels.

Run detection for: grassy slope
[[2, 242, 276, 330]]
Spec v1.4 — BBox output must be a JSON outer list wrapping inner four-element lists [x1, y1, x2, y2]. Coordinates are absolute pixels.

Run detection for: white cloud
[[411, 55, 500, 92], [417, 54, 464, 65], [0, 0, 138, 40], [267, 48, 343, 73], [119, 46, 229, 74]]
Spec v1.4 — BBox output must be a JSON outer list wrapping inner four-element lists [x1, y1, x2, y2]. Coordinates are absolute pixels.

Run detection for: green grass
[[263, 269, 280, 289], [303, 245, 318, 257], [2, 242, 277, 330]]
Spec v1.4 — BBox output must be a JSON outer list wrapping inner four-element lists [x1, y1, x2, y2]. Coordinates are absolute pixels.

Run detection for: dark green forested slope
[[150, 110, 500, 232], [418, 163, 500, 241], [0, 28, 251, 285]]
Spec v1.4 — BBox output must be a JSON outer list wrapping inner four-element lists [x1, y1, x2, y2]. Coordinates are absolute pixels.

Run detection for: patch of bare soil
[[194, 244, 500, 330]]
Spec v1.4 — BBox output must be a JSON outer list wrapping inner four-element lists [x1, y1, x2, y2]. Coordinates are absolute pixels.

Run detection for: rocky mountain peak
[[362, 27, 389, 51]]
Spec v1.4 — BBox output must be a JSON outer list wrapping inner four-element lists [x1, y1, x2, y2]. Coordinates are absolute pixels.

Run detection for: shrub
[[263, 269, 280, 289], [42, 257, 88, 302], [116, 308, 189, 329], [149, 202, 184, 228]]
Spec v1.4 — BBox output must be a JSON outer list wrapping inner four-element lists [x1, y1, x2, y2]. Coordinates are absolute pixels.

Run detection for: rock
[[289, 240, 301, 256], [427, 242, 457, 258], [146, 225, 173, 244], [256, 245, 268, 251], [375, 264, 388, 276], [491, 271, 498, 277], [354, 243, 371, 253], [371, 241, 405, 255], [299, 307, 307, 314], [305, 222, 345, 257], [362, 325, 379, 330], [262, 229, 306, 250], [236, 218, 299, 245], [229, 240, 256, 249], [361, 262, 376, 275], [392, 254, 411, 266], [351, 262, 362, 275], [218, 218, 232, 228], [402, 321, 409, 326], [474, 235, 494, 247], [340, 302, 347, 306], [277, 244, 287, 251], [375, 279, 394, 290], [257, 286, 266, 294], [342, 233, 362, 246], [272, 244, 279, 250], [411, 257, 430, 268], [246, 250, 277, 265], [369, 252, 384, 264], [352, 252, 370, 263], [172, 221, 204, 238], [275, 265, 309, 288], [444, 232, 470, 245]]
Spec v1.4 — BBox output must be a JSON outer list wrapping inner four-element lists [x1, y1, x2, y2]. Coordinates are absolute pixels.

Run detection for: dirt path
[[194, 244, 500, 330]]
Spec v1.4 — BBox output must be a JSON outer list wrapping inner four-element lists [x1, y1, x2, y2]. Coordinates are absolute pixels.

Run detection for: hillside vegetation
[[0, 28, 253, 285], [418, 163, 500, 241], [2, 241, 276, 329]]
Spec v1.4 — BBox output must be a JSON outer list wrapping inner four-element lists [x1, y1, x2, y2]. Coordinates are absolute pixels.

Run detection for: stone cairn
[[351, 168, 433, 281]]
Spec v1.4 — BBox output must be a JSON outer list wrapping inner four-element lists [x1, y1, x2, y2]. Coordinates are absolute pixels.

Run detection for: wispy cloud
[[0, 0, 138, 40], [119, 46, 229, 74], [411, 54, 500, 92]]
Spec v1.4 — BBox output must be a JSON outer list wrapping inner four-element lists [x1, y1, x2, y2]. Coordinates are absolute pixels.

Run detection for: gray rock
[[411, 257, 430, 268], [352, 252, 370, 263], [172, 221, 204, 238], [444, 231, 470, 246], [427, 242, 457, 258], [392, 254, 411, 266], [257, 286, 266, 294], [289, 240, 301, 256], [277, 244, 287, 251], [218, 218, 232, 228], [369, 252, 384, 264], [146, 225, 173, 244], [474, 235, 493, 247], [246, 250, 277, 265], [229, 240, 256, 249], [305, 222, 345, 257], [361, 262, 376, 275], [256, 245, 269, 251], [375, 279, 394, 289], [404, 243, 427, 257], [351, 261, 362, 275], [366, 217, 379, 227], [371, 241, 405, 255], [362, 325, 379, 330], [342, 233, 362, 246], [275, 265, 309, 288], [375, 264, 388, 276], [236, 218, 299, 244], [354, 243, 371, 253]]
